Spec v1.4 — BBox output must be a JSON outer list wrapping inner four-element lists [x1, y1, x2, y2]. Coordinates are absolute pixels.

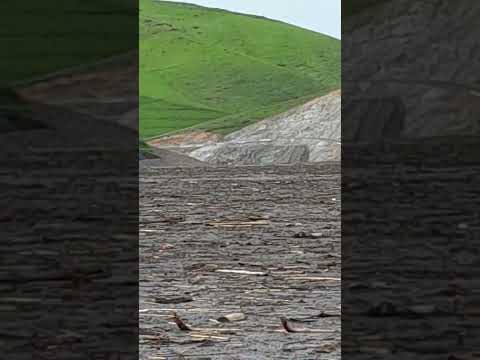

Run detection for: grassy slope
[[0, 0, 137, 86], [140, 0, 340, 139]]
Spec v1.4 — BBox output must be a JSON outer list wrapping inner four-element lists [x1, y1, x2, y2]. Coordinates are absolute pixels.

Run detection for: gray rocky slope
[[188, 90, 341, 165]]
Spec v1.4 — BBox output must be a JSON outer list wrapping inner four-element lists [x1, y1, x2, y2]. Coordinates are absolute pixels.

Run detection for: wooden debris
[[139, 314, 171, 318], [293, 231, 324, 238], [172, 312, 192, 331], [140, 335, 168, 342], [190, 334, 230, 341], [217, 313, 246, 322], [207, 219, 270, 227], [280, 317, 297, 333], [314, 311, 341, 318], [215, 269, 267, 276], [154, 295, 193, 304], [280, 317, 333, 333], [142, 215, 185, 224], [289, 312, 340, 322], [247, 214, 270, 221], [171, 313, 239, 334], [192, 328, 240, 333]]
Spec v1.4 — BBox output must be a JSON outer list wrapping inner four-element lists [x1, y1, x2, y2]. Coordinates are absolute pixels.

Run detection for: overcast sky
[[164, 0, 341, 39]]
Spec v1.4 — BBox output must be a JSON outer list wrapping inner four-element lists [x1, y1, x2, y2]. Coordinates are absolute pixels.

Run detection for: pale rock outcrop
[[189, 90, 341, 164]]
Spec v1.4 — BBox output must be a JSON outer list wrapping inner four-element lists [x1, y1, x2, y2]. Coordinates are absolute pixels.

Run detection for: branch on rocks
[[172, 312, 192, 331], [280, 317, 334, 333]]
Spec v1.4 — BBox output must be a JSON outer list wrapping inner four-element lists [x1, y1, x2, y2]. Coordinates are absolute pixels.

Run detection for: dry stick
[[280, 317, 297, 333], [207, 220, 270, 227], [190, 334, 230, 341], [172, 312, 239, 333], [280, 317, 334, 334], [173, 313, 333, 335], [172, 312, 192, 331]]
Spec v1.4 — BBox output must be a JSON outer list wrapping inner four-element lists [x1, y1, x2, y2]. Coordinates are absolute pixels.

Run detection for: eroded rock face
[[191, 143, 310, 165], [140, 148, 206, 168], [189, 90, 341, 164], [343, 0, 480, 138]]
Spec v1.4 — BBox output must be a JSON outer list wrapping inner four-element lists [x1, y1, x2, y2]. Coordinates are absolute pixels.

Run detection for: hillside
[[189, 90, 341, 165], [140, 0, 340, 139]]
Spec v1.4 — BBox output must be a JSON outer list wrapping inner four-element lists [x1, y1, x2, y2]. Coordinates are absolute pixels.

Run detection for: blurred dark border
[[1, 1, 139, 358], [342, 0, 480, 358], [342, 0, 393, 17]]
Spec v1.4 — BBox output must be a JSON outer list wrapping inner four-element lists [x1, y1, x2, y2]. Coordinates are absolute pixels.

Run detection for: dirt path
[[140, 163, 341, 359]]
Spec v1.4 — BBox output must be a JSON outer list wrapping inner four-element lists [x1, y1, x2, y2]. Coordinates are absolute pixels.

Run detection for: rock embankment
[[140, 148, 206, 169], [187, 90, 341, 165]]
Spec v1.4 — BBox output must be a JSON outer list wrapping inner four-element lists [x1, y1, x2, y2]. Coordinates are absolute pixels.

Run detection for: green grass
[[0, 0, 137, 86], [140, 0, 340, 139]]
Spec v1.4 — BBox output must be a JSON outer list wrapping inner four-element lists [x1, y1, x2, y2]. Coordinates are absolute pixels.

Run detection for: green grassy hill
[[140, 0, 340, 139]]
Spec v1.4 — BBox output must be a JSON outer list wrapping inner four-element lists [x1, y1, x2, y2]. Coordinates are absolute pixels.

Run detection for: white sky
[[163, 0, 341, 39]]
